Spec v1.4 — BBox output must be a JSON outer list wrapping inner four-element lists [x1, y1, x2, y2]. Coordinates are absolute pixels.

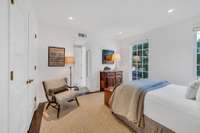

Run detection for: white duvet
[[144, 84, 200, 133]]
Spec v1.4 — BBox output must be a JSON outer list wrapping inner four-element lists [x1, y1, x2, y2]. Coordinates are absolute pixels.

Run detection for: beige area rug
[[40, 92, 133, 133]]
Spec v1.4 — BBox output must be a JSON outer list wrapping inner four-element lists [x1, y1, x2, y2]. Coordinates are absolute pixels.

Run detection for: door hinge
[[10, 71, 14, 81], [11, 0, 14, 5]]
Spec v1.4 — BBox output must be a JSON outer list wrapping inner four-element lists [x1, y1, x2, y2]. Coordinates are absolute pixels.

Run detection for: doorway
[[74, 45, 87, 87]]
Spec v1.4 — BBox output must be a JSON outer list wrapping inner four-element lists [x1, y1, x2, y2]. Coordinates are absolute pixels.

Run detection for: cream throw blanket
[[110, 84, 146, 128]]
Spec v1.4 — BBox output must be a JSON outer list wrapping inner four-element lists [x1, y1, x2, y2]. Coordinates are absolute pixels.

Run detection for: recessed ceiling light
[[118, 32, 123, 34], [68, 17, 74, 20], [168, 9, 174, 13]]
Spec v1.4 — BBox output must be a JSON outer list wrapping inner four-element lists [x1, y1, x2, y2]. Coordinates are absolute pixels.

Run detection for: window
[[197, 31, 200, 76], [132, 41, 149, 80]]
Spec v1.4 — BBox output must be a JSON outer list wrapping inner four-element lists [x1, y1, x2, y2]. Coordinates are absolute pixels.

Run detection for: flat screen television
[[102, 49, 114, 64]]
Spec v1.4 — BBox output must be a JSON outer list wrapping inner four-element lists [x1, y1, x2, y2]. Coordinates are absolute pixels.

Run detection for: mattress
[[144, 84, 200, 133]]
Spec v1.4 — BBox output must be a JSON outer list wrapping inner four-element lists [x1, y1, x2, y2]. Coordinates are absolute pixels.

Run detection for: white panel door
[[0, 0, 9, 133], [9, 0, 30, 132], [26, 12, 37, 130]]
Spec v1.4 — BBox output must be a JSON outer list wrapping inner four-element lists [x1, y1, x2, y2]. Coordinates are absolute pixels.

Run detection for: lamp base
[[69, 66, 72, 86], [114, 62, 119, 71]]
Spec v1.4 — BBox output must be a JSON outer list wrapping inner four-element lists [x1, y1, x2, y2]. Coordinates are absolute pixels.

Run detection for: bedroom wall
[[118, 16, 200, 86], [0, 0, 9, 132], [37, 22, 79, 102], [85, 35, 119, 91], [37, 22, 118, 102]]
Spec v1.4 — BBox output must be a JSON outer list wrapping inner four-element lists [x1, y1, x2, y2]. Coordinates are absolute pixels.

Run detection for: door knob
[[26, 79, 34, 84], [29, 79, 34, 83]]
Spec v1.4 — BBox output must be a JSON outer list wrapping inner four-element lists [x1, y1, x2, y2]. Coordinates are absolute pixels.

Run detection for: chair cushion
[[44, 78, 67, 91], [55, 90, 79, 104]]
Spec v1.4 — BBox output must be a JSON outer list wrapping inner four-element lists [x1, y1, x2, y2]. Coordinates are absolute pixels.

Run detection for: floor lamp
[[133, 55, 141, 69], [65, 56, 75, 86], [133, 55, 141, 79]]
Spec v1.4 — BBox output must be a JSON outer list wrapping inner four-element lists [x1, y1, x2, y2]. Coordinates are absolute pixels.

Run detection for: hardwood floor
[[28, 103, 45, 133]]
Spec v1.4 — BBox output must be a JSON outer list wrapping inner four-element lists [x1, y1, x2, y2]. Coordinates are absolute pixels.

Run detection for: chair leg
[[46, 102, 50, 110], [75, 97, 79, 106], [57, 104, 60, 118]]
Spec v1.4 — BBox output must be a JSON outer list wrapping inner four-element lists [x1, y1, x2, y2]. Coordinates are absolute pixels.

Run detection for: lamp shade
[[133, 55, 141, 63], [112, 53, 121, 62], [65, 56, 75, 65]]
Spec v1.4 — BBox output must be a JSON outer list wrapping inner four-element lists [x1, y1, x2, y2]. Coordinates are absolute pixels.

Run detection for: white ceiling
[[33, 0, 200, 38]]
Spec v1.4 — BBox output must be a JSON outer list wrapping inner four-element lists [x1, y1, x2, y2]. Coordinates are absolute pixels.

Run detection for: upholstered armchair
[[42, 78, 79, 118]]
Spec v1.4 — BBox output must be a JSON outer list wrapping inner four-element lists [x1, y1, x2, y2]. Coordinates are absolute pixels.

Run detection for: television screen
[[102, 49, 114, 64]]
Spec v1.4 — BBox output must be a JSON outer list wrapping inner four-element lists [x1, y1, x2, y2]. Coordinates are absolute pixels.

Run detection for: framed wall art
[[48, 47, 65, 67], [102, 49, 114, 64]]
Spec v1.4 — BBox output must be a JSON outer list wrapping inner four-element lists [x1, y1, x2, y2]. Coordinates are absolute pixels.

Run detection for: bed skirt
[[114, 113, 175, 133]]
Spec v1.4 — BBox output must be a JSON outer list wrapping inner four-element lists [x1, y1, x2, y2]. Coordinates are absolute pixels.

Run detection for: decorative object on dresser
[[100, 71, 123, 91], [48, 47, 65, 67], [104, 87, 114, 107], [103, 66, 111, 71]]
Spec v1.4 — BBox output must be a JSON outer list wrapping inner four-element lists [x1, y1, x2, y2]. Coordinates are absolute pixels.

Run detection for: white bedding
[[144, 84, 200, 133]]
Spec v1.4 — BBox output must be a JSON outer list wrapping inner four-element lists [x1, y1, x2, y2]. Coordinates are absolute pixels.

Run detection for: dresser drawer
[[100, 71, 123, 91], [116, 71, 122, 77], [107, 72, 115, 77]]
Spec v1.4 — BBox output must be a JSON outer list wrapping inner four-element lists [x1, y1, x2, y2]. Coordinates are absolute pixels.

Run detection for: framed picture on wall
[[48, 46, 65, 67], [102, 49, 114, 64]]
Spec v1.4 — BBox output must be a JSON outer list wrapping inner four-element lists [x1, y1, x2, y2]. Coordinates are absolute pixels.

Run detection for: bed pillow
[[185, 80, 200, 100]]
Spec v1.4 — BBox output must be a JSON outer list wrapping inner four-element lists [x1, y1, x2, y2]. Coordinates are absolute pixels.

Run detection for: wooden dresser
[[100, 71, 123, 91]]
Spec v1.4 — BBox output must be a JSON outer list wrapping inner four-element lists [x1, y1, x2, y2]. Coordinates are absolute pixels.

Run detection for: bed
[[144, 84, 200, 133], [110, 80, 200, 133]]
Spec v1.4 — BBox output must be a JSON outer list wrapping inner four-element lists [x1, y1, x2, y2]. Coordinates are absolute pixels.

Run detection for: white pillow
[[185, 80, 200, 99], [196, 86, 200, 102]]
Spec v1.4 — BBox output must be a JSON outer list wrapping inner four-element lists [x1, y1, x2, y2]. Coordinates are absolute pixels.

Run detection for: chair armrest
[[48, 89, 55, 96], [49, 86, 69, 95], [67, 85, 79, 91]]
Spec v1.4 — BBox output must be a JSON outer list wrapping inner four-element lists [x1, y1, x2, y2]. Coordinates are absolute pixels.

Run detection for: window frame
[[130, 39, 149, 80], [197, 31, 200, 77]]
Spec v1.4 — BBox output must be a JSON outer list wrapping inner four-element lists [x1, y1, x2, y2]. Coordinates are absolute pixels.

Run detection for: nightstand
[[104, 87, 114, 107]]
